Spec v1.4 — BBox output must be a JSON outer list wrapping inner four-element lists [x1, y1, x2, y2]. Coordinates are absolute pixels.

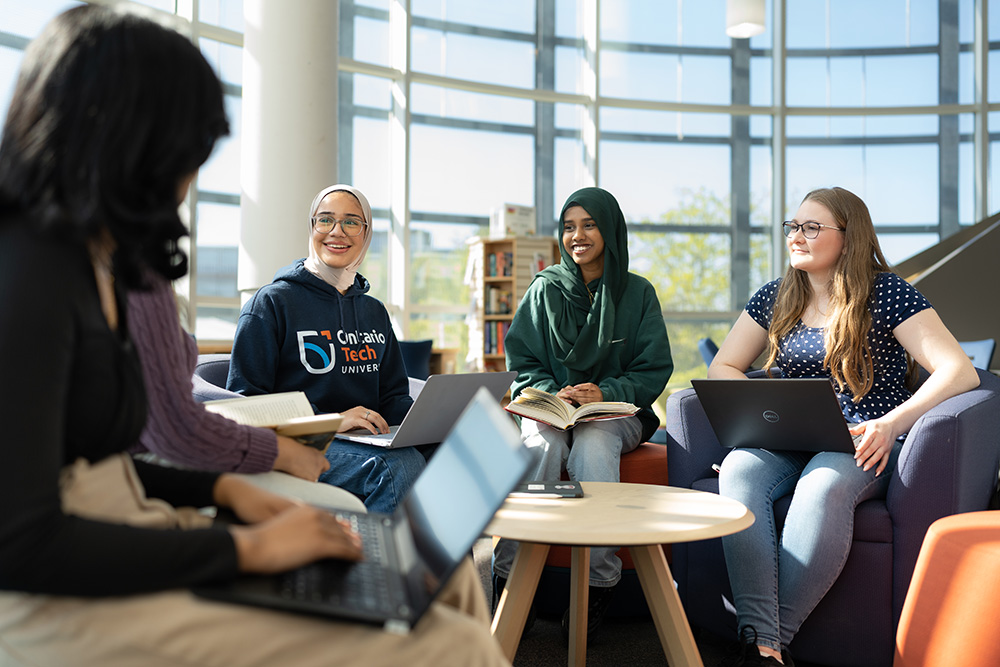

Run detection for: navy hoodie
[[227, 260, 413, 425]]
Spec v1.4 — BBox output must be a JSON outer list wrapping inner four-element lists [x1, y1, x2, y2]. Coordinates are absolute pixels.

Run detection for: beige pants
[[0, 456, 508, 667]]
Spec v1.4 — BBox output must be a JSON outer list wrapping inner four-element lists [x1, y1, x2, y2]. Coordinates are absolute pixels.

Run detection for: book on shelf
[[531, 251, 549, 276], [509, 480, 584, 499], [504, 386, 639, 431], [487, 250, 514, 278], [485, 285, 513, 314], [484, 320, 510, 356], [204, 391, 342, 450]]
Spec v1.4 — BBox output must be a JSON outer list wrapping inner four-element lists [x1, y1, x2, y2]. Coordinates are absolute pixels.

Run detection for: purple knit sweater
[[128, 278, 278, 472]]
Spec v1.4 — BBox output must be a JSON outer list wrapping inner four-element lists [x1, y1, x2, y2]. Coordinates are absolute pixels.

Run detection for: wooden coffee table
[[488, 481, 753, 667]]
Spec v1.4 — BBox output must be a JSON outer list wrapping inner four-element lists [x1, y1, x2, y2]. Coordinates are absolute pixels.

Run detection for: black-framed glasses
[[782, 221, 844, 239], [311, 215, 367, 237]]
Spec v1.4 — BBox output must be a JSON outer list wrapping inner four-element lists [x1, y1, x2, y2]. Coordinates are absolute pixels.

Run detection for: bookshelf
[[468, 236, 560, 372]]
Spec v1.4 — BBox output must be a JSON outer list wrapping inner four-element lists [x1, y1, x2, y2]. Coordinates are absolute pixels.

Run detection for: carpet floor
[[472, 538, 832, 667]]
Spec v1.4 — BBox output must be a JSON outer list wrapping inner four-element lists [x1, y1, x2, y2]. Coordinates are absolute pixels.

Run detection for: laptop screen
[[401, 387, 527, 579]]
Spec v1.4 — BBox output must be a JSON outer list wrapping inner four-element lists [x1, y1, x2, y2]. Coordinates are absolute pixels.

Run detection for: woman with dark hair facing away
[[227, 184, 426, 515], [491, 187, 673, 638], [0, 7, 509, 666], [709, 187, 979, 666]]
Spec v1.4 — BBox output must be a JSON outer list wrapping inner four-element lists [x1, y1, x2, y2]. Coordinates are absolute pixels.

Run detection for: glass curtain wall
[[337, 0, 992, 389], [1, 0, 997, 393]]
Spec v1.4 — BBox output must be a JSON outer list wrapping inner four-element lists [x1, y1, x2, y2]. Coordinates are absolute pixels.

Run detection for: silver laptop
[[334, 371, 516, 448], [691, 378, 860, 454], [192, 387, 531, 630]]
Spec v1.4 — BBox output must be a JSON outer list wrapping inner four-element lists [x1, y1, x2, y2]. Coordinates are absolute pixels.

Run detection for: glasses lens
[[782, 222, 795, 237], [803, 223, 821, 239], [313, 217, 366, 236]]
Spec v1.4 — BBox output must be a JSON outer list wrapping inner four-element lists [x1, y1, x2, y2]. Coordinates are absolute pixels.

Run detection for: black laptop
[[193, 387, 531, 631], [690, 378, 859, 454]]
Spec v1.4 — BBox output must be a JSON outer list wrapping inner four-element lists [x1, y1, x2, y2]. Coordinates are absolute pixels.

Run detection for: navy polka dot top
[[745, 272, 932, 423]]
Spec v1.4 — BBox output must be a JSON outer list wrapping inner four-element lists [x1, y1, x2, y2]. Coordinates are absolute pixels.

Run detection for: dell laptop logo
[[762, 410, 780, 423]]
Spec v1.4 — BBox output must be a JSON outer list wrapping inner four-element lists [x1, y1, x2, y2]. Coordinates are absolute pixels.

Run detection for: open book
[[204, 391, 342, 448], [504, 386, 639, 430]]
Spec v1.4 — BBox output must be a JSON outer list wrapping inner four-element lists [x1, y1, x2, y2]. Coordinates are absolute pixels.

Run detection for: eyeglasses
[[782, 221, 844, 239], [311, 215, 367, 237]]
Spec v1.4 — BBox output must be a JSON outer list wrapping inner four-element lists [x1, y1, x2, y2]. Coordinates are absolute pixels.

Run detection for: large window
[[2, 0, 998, 399], [335, 0, 994, 393]]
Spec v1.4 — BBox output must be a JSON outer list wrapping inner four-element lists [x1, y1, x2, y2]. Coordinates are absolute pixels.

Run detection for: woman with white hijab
[[228, 184, 425, 513]]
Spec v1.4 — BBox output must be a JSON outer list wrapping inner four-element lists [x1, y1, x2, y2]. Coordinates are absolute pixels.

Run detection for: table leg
[[630, 544, 704, 667], [568, 546, 591, 667], [491, 541, 550, 661]]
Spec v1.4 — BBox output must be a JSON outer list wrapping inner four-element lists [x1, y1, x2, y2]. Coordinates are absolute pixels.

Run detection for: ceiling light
[[726, 0, 766, 39]]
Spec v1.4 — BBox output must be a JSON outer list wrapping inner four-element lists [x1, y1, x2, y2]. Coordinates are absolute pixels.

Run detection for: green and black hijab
[[532, 186, 630, 383]]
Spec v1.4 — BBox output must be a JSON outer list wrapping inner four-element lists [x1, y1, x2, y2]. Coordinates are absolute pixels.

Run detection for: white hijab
[[303, 184, 373, 292]]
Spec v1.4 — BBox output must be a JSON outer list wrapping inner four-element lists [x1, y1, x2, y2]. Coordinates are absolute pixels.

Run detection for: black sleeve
[[0, 236, 239, 596], [131, 458, 222, 508]]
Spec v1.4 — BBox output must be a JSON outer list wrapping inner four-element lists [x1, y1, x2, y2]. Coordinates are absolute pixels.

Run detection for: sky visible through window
[[2, 0, 999, 342]]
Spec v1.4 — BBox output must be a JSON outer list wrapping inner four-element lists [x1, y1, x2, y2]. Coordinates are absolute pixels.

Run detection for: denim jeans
[[492, 416, 642, 587], [718, 442, 901, 652], [318, 440, 425, 514]]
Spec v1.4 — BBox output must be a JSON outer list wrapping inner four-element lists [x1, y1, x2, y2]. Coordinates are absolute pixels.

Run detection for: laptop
[[334, 371, 516, 448], [193, 387, 531, 630], [690, 378, 860, 454]]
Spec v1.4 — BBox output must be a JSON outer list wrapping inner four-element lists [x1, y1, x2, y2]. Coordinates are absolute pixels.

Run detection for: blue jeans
[[318, 440, 425, 514], [492, 416, 642, 587], [718, 442, 901, 652]]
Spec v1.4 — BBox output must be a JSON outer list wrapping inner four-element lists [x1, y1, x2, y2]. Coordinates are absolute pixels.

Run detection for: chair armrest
[[664, 370, 778, 488], [665, 388, 727, 488], [191, 374, 242, 403], [887, 368, 1000, 618]]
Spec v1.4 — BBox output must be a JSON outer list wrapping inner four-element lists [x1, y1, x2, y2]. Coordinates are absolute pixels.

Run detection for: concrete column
[[386, 0, 410, 335], [239, 0, 339, 296], [581, 0, 599, 187]]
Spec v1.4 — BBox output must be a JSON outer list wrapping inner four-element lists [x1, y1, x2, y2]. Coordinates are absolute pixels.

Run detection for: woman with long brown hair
[[709, 186, 978, 666]]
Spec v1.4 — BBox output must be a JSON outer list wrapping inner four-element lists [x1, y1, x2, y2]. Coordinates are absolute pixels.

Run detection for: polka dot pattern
[[745, 273, 932, 423]]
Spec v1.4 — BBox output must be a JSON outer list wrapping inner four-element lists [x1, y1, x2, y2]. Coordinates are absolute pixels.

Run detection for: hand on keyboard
[[229, 504, 363, 574]]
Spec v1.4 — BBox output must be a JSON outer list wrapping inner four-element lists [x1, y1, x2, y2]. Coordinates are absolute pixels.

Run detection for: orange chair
[[894, 510, 1000, 667]]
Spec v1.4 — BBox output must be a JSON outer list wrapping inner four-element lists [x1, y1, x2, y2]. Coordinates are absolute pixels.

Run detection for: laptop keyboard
[[335, 426, 400, 445], [279, 513, 404, 616]]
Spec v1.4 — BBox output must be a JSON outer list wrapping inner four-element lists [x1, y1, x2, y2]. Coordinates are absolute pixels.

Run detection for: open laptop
[[193, 387, 531, 630], [690, 378, 860, 454], [334, 371, 516, 448]]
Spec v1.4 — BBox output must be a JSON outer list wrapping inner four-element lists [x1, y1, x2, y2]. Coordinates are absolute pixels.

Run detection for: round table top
[[487, 481, 754, 546]]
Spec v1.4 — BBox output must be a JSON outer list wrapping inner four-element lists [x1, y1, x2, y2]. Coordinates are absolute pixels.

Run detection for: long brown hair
[[765, 187, 915, 398]]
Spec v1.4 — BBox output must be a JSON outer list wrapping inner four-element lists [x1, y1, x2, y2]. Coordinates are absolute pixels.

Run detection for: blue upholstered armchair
[[192, 353, 238, 402], [665, 368, 1000, 667]]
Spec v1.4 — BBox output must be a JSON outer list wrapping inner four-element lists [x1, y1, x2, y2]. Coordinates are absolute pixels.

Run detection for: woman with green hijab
[[492, 187, 673, 638]]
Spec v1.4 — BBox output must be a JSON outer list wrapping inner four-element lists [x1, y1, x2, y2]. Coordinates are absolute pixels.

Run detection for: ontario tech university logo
[[297, 330, 337, 374], [297, 328, 385, 375]]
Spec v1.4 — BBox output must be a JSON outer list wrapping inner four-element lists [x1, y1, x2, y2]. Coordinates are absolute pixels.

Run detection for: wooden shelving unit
[[468, 236, 559, 372]]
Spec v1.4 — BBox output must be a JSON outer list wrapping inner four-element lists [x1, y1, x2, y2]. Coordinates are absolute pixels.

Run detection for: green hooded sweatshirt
[[504, 187, 673, 442]]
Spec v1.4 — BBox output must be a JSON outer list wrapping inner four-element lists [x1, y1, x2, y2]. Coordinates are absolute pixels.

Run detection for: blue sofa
[[665, 368, 1000, 667]]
